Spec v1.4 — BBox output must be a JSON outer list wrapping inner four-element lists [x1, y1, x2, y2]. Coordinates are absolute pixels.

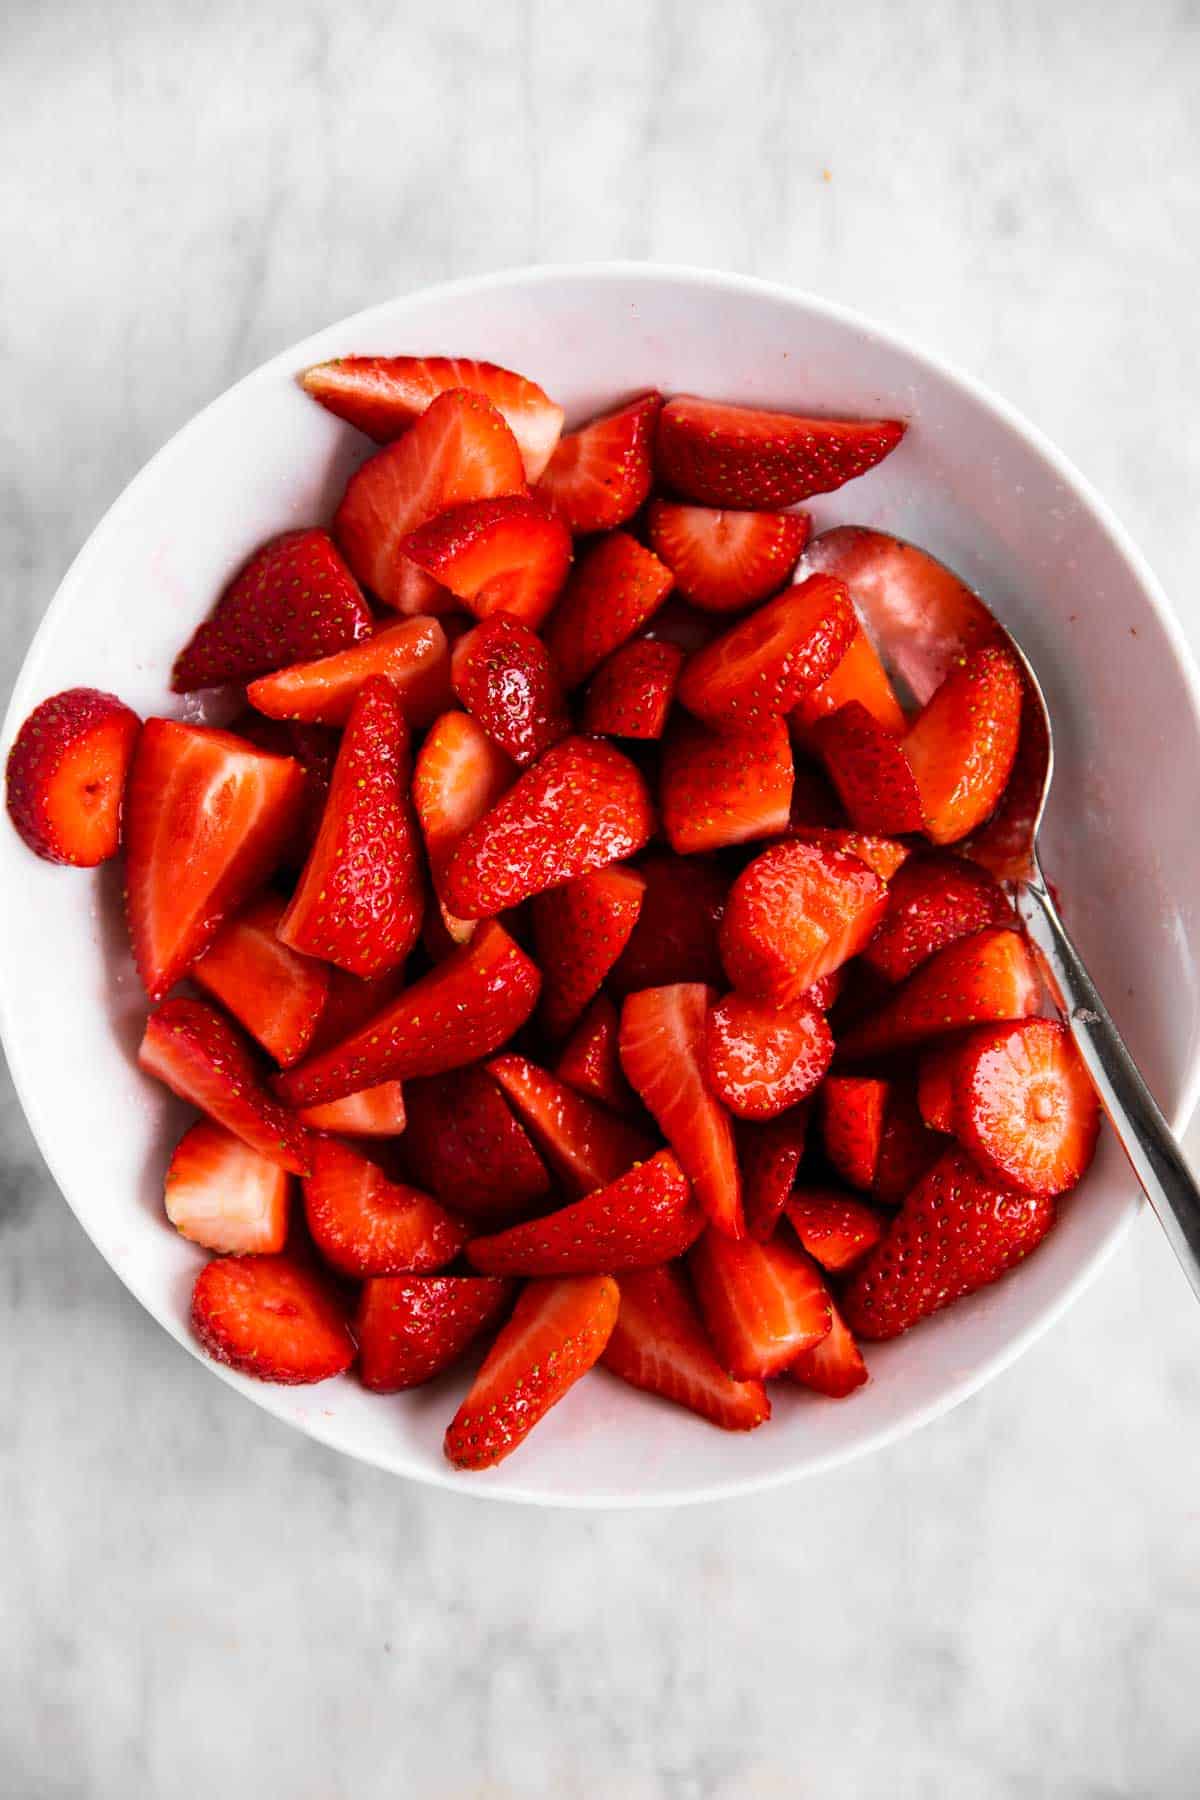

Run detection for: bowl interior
[[4, 265, 1199, 1506]]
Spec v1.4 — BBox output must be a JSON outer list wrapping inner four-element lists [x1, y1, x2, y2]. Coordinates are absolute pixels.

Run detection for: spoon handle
[[1016, 867, 1200, 1299]]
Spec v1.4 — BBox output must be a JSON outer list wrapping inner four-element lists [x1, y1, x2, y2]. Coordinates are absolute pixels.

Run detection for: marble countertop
[[4, 1, 1200, 1794]]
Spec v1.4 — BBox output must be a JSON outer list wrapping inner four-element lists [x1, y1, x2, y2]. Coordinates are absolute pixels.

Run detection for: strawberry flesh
[[246, 617, 451, 730], [192, 891, 330, 1067], [821, 1076, 888, 1189], [356, 1274, 515, 1392], [720, 838, 888, 1006], [678, 574, 856, 730], [6, 687, 140, 867], [904, 645, 1023, 844], [555, 995, 640, 1116], [790, 1290, 869, 1398], [402, 494, 572, 627], [467, 1150, 703, 1275], [164, 1120, 291, 1255], [794, 626, 906, 738], [738, 1108, 810, 1242], [952, 1018, 1100, 1197], [602, 1264, 770, 1430], [785, 1190, 884, 1271], [706, 990, 833, 1120], [302, 1135, 466, 1277], [544, 531, 674, 690], [657, 397, 905, 508], [487, 1053, 655, 1197], [296, 1082, 407, 1138], [191, 1253, 354, 1385], [536, 392, 662, 533], [660, 716, 793, 855], [646, 500, 810, 612], [688, 1226, 832, 1378], [836, 926, 1040, 1062]]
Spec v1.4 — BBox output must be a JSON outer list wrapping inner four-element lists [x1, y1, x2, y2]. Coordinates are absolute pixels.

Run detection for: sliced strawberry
[[536, 392, 662, 533], [793, 626, 906, 738], [356, 1274, 515, 1392], [307, 966, 405, 1054], [657, 397, 905, 508], [952, 1018, 1100, 1197], [917, 1042, 959, 1133], [246, 617, 452, 729], [164, 1120, 291, 1254], [738, 1109, 810, 1241], [862, 851, 1013, 983], [440, 736, 654, 919], [227, 713, 339, 870], [677, 574, 856, 730], [706, 991, 833, 1120], [805, 967, 847, 1011], [872, 1085, 947, 1203], [789, 827, 910, 883], [790, 1292, 869, 1398], [544, 532, 674, 690], [642, 596, 722, 655], [451, 615, 569, 766], [191, 1252, 354, 1384], [785, 1190, 884, 1271], [688, 1227, 831, 1378], [602, 1265, 770, 1430], [837, 926, 1040, 1062], [811, 700, 924, 834], [467, 1150, 703, 1275], [404, 1065, 551, 1224], [821, 1076, 888, 1189], [555, 995, 640, 1116], [904, 645, 1023, 844], [582, 638, 684, 740], [720, 839, 888, 1007], [645, 501, 810, 612], [444, 1273, 619, 1470], [402, 494, 572, 627], [841, 1145, 1056, 1339], [6, 687, 140, 867], [192, 892, 329, 1067], [660, 717, 793, 855], [412, 708, 515, 942], [296, 1082, 407, 1137], [531, 864, 646, 1038], [619, 983, 743, 1237], [302, 1136, 465, 1277], [608, 853, 728, 996], [487, 1054, 655, 1197]]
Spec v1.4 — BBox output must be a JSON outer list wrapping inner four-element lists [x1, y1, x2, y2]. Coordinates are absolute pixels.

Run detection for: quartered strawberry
[[841, 1145, 1056, 1340], [872, 1085, 945, 1203], [402, 494, 572, 628], [619, 983, 744, 1237], [608, 853, 728, 996], [688, 1227, 832, 1379], [228, 717, 339, 870], [705, 990, 833, 1120], [904, 644, 1023, 844], [821, 1076, 888, 1189], [645, 501, 810, 612], [171, 529, 372, 691], [300, 354, 565, 480], [656, 397, 906, 508], [246, 617, 452, 730], [555, 995, 640, 1116], [334, 389, 526, 612], [124, 720, 306, 999], [677, 574, 856, 731], [404, 1065, 550, 1224], [660, 716, 793, 855], [785, 1190, 884, 1271], [164, 1120, 291, 1254], [917, 1041, 959, 1133], [837, 926, 1040, 1062], [811, 700, 924, 834], [582, 638, 684, 739], [789, 827, 910, 884], [451, 615, 569, 766], [720, 839, 888, 1007], [191, 1252, 354, 1385], [277, 921, 541, 1107], [467, 1150, 703, 1275], [952, 1018, 1100, 1197], [412, 708, 515, 941], [440, 736, 654, 919], [738, 1108, 809, 1241], [602, 1264, 770, 1431], [278, 676, 424, 978], [536, 391, 662, 533], [8, 686, 133, 875], [531, 863, 646, 1038], [862, 851, 1013, 984], [192, 892, 329, 1067], [789, 1292, 869, 1398], [302, 1135, 466, 1277], [642, 596, 722, 655], [356, 1274, 515, 1392], [793, 626, 906, 738], [544, 532, 674, 690], [444, 1273, 619, 1470], [307, 966, 405, 1053], [296, 1081, 407, 1137], [487, 1054, 655, 1197]]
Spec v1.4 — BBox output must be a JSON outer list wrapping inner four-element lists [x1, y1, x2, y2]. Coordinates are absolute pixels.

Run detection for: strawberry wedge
[[646, 500, 810, 613], [544, 533, 675, 690], [356, 1274, 515, 1392], [677, 574, 856, 729], [720, 839, 888, 1007], [660, 717, 794, 855], [688, 1227, 832, 1379], [302, 1136, 467, 1278], [403, 494, 572, 629], [531, 864, 646, 1038], [404, 1066, 551, 1225], [536, 392, 662, 533], [487, 1054, 655, 1197], [467, 1151, 703, 1276], [191, 1254, 354, 1385], [602, 1265, 770, 1431], [837, 927, 1041, 1062], [246, 618, 451, 730], [657, 397, 905, 508], [192, 891, 330, 1067], [164, 1120, 291, 1255]]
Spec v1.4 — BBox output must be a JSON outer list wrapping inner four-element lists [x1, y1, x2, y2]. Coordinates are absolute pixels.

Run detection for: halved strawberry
[[6, 687, 140, 867], [805, 967, 847, 1011], [811, 700, 924, 834], [602, 1264, 770, 1430], [660, 717, 793, 855], [904, 645, 1023, 844], [645, 501, 810, 612], [837, 927, 1040, 1062], [705, 990, 833, 1120], [402, 494, 572, 627], [917, 1042, 959, 1133], [467, 1150, 703, 1275], [608, 853, 728, 995], [872, 1085, 944, 1203], [192, 892, 329, 1067], [862, 851, 1013, 983], [785, 1190, 884, 1271], [790, 1291, 869, 1398], [656, 397, 905, 507], [302, 1136, 466, 1277], [789, 827, 910, 883], [487, 1054, 655, 1197], [720, 839, 888, 1006], [619, 984, 743, 1237], [296, 1081, 407, 1137], [451, 615, 569, 766], [555, 995, 640, 1116], [688, 1227, 832, 1378], [582, 638, 684, 740], [307, 966, 406, 1053], [531, 864, 646, 1038], [952, 1018, 1100, 1197], [191, 1252, 354, 1384], [536, 391, 662, 533], [677, 573, 856, 730], [164, 1120, 291, 1254], [793, 626, 906, 738], [821, 1076, 888, 1189], [544, 532, 674, 690], [222, 712, 336, 869], [412, 709, 515, 942], [444, 1273, 619, 1470], [738, 1109, 809, 1241], [404, 1065, 551, 1224], [246, 617, 452, 729], [356, 1274, 515, 1392], [440, 736, 654, 919]]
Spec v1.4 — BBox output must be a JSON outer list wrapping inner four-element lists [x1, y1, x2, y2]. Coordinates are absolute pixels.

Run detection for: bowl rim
[[5, 259, 1200, 1508]]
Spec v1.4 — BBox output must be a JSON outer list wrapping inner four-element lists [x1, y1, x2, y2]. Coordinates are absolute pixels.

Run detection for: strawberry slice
[[444, 1274, 619, 1470], [334, 389, 526, 613], [401, 494, 572, 627], [191, 1252, 354, 1384], [872, 1085, 945, 1203], [917, 1042, 959, 1133], [738, 1109, 809, 1241], [192, 892, 330, 1067], [124, 721, 306, 1000], [404, 1066, 551, 1224], [6, 687, 140, 867], [705, 990, 833, 1120], [307, 966, 405, 1053], [688, 1227, 832, 1378], [677, 574, 856, 729], [789, 827, 910, 883], [356, 1274, 515, 1392], [862, 851, 1013, 983], [531, 864, 646, 1038], [536, 392, 662, 532], [811, 700, 924, 834], [720, 839, 888, 1007], [302, 1136, 466, 1277], [467, 1150, 703, 1275], [555, 995, 640, 1116], [608, 853, 728, 996], [645, 500, 809, 613], [656, 397, 905, 508], [952, 1018, 1100, 1197], [790, 1292, 869, 1398], [841, 1145, 1056, 1340], [904, 645, 1023, 844], [300, 354, 565, 480], [296, 1081, 407, 1137], [412, 709, 515, 943], [837, 927, 1040, 1062], [660, 717, 793, 855], [643, 596, 722, 655], [793, 626, 907, 738], [544, 532, 674, 690], [278, 676, 424, 978], [821, 1076, 888, 1189], [806, 968, 846, 1011], [619, 983, 743, 1237], [487, 1054, 655, 1197], [451, 615, 569, 766], [602, 1265, 770, 1431], [785, 1190, 884, 1271], [164, 1120, 291, 1254], [582, 638, 684, 740], [440, 736, 654, 919], [246, 617, 451, 730]]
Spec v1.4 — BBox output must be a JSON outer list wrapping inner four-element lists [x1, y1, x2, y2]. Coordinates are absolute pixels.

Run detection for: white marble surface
[[4, 1, 1200, 1793]]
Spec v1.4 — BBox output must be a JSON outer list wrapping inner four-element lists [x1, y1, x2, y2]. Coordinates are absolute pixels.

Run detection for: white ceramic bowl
[[4, 264, 1200, 1507]]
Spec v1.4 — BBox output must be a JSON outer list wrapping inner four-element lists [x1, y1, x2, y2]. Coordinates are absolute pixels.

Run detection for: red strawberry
[[836, 927, 1040, 1062], [656, 397, 905, 508], [246, 617, 452, 729], [811, 700, 924, 834], [555, 995, 640, 1116], [677, 574, 856, 729], [300, 354, 565, 480], [705, 991, 833, 1120], [720, 839, 888, 1006], [786, 761, 846, 828], [793, 626, 906, 738], [645, 500, 810, 612], [619, 983, 743, 1237], [308, 966, 405, 1053], [487, 1054, 655, 1197], [789, 827, 910, 884], [608, 853, 728, 995], [544, 532, 674, 690], [404, 1065, 551, 1224], [164, 1120, 291, 1254], [790, 1292, 869, 1398], [532, 864, 646, 1038], [296, 1081, 407, 1138], [440, 736, 654, 919], [688, 1227, 831, 1378], [917, 1042, 959, 1133], [221, 712, 336, 870], [356, 1274, 515, 1392], [903, 645, 1023, 844], [642, 596, 722, 655], [582, 638, 684, 740], [536, 391, 662, 533], [467, 1150, 703, 1275], [841, 1145, 1056, 1340], [192, 892, 330, 1067], [277, 676, 424, 978], [872, 1086, 945, 1203], [412, 709, 515, 942], [302, 1136, 466, 1277], [402, 494, 572, 628], [862, 851, 1013, 983], [334, 389, 526, 612], [602, 1265, 770, 1431], [190, 1253, 354, 1384], [785, 1190, 884, 1271], [451, 615, 569, 766], [952, 1018, 1100, 1197], [6, 687, 140, 867], [805, 967, 847, 1011], [738, 1109, 809, 1242], [821, 1076, 888, 1189], [444, 1273, 619, 1469], [660, 716, 793, 855]]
